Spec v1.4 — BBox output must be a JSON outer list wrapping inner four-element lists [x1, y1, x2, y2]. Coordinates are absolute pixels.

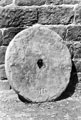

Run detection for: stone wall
[[1, 0, 81, 98]]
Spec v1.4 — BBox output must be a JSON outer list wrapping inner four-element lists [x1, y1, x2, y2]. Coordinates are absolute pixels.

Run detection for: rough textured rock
[[15, 0, 81, 6], [15, 0, 46, 6], [5, 25, 71, 102], [46, 0, 63, 5], [66, 42, 81, 59], [66, 42, 75, 59], [0, 6, 38, 28], [0, 80, 10, 90], [0, 30, 3, 46], [0, 46, 7, 64], [63, 0, 80, 4], [46, 0, 80, 4], [73, 72, 81, 97], [74, 72, 81, 97], [74, 60, 81, 72], [66, 26, 81, 41], [75, 5, 81, 24], [77, 73, 81, 81], [0, 64, 7, 80], [38, 6, 74, 25], [75, 82, 81, 96], [0, 0, 13, 6], [74, 73, 81, 93], [0, 6, 74, 27], [0, 90, 81, 120], [3, 27, 24, 46]]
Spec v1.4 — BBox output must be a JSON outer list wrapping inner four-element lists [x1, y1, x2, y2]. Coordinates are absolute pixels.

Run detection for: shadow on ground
[[18, 94, 33, 103], [54, 60, 78, 101]]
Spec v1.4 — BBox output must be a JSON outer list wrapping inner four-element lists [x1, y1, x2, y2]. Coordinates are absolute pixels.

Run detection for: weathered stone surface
[[46, 0, 63, 5], [15, 0, 81, 5], [75, 5, 81, 24], [0, 46, 7, 64], [74, 60, 81, 72], [0, 30, 3, 46], [76, 81, 81, 90], [63, 0, 80, 4], [72, 43, 81, 59], [15, 0, 46, 6], [74, 72, 81, 97], [3, 27, 24, 46], [46, 25, 67, 40], [0, 64, 7, 80], [66, 26, 81, 41], [5, 25, 71, 102], [0, 0, 12, 6], [38, 6, 74, 25], [0, 80, 10, 90], [46, 0, 80, 4], [0, 90, 81, 119], [0, 6, 38, 28], [66, 42, 81, 59], [66, 42, 74, 59], [77, 73, 81, 82]]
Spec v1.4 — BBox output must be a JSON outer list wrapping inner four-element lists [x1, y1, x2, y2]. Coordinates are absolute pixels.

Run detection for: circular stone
[[5, 25, 72, 102]]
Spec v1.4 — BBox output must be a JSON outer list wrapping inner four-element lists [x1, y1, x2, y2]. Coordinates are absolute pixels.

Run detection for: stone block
[[66, 26, 81, 41], [46, 0, 80, 4], [0, 30, 3, 46], [74, 60, 81, 72], [15, 0, 46, 6], [0, 0, 12, 6], [66, 42, 81, 59], [46, 0, 63, 5], [63, 0, 80, 4], [75, 5, 81, 24], [3, 27, 24, 46], [0, 64, 7, 80], [0, 6, 38, 28], [77, 72, 81, 82], [38, 6, 74, 25], [15, 0, 80, 6], [0, 46, 7, 64], [66, 42, 74, 59]]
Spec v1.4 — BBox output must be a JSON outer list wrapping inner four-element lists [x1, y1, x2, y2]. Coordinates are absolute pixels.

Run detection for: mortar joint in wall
[[72, 4, 79, 24], [0, 28, 7, 35], [56, 4, 76, 8], [66, 24, 81, 27], [9, 4, 76, 9], [12, 0, 15, 4], [72, 58, 81, 62], [41, 4, 76, 8], [66, 40, 81, 45], [34, 24, 75, 28], [0, 64, 5, 67], [4, 3, 17, 9]]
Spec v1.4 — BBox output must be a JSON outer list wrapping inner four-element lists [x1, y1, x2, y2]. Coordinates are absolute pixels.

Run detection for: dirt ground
[[0, 90, 81, 120]]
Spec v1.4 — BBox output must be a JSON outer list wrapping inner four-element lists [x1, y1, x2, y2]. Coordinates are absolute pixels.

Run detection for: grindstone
[[5, 25, 72, 102]]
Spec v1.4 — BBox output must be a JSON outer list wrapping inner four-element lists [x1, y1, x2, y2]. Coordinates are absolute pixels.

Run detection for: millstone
[[5, 25, 72, 102]]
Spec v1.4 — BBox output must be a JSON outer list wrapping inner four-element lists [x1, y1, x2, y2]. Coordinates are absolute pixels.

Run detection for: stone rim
[[5, 25, 72, 102]]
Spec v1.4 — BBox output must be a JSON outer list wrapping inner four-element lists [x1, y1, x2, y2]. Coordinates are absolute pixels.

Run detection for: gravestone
[[5, 24, 72, 102]]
